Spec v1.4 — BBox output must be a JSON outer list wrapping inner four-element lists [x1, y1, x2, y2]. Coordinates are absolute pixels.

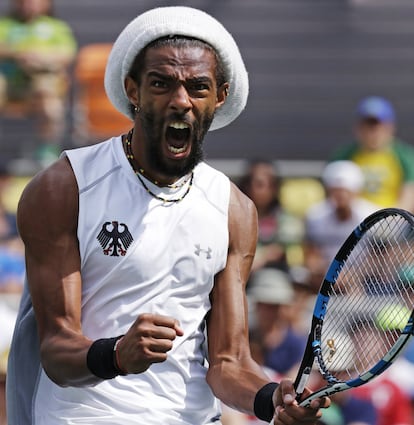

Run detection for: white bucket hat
[[104, 6, 249, 131]]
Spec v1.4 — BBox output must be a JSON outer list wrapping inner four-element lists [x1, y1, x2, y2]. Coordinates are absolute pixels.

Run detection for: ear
[[124, 76, 140, 107], [215, 82, 230, 109]]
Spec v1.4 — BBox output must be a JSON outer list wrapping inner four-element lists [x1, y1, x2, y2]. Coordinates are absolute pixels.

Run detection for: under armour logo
[[97, 221, 133, 256], [194, 244, 212, 259]]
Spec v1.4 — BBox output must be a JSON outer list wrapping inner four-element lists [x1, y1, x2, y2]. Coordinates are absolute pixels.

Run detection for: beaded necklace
[[124, 129, 193, 204]]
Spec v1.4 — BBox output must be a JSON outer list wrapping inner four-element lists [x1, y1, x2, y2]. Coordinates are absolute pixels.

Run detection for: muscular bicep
[[18, 157, 80, 331], [17, 158, 93, 385], [207, 183, 257, 356]]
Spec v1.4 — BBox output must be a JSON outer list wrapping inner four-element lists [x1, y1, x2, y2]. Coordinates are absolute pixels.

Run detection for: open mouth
[[166, 121, 191, 155]]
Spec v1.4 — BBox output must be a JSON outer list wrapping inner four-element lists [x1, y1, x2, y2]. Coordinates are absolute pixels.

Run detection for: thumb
[[273, 379, 296, 409]]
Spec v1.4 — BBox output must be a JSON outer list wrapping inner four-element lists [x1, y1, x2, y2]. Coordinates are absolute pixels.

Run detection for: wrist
[[254, 382, 279, 422], [113, 336, 127, 375], [86, 335, 126, 379]]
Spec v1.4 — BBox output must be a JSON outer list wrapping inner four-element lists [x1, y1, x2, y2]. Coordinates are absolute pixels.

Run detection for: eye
[[187, 82, 210, 97], [193, 83, 209, 91], [151, 80, 168, 89]]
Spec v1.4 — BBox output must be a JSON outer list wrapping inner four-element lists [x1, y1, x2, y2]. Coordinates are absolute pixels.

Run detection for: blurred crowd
[[2, 1, 414, 425], [223, 150, 414, 425]]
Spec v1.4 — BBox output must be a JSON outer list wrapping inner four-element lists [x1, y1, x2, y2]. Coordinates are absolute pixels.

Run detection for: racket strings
[[318, 213, 414, 383]]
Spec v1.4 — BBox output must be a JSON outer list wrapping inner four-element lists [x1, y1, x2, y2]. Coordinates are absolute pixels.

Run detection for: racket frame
[[294, 208, 414, 407]]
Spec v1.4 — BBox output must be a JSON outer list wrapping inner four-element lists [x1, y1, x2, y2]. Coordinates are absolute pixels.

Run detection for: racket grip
[[268, 368, 310, 425], [295, 366, 312, 401]]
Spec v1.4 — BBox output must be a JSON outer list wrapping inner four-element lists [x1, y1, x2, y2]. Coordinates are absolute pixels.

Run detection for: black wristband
[[86, 335, 125, 379], [254, 382, 279, 422]]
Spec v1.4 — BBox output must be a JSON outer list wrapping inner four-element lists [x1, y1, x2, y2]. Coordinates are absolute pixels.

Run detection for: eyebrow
[[147, 71, 213, 85]]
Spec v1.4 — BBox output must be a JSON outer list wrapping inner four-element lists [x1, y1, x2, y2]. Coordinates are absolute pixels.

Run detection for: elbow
[[206, 354, 240, 397], [39, 343, 70, 387], [39, 337, 100, 388]]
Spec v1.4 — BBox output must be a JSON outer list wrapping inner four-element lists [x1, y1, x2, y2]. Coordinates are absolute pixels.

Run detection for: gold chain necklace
[[124, 129, 193, 204]]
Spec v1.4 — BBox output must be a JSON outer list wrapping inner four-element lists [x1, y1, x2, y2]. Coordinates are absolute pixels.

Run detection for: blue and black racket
[[270, 208, 414, 422]]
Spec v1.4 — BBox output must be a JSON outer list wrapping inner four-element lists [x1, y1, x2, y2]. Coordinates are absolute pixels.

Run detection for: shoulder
[[228, 182, 258, 242], [391, 139, 414, 157], [195, 162, 230, 186], [305, 200, 331, 221], [229, 181, 256, 217], [64, 138, 122, 191], [20, 156, 76, 203], [35, 16, 76, 41], [330, 143, 359, 160], [37, 15, 73, 29], [193, 162, 231, 214], [194, 163, 256, 227], [389, 140, 414, 180], [353, 198, 378, 216], [17, 157, 78, 237]]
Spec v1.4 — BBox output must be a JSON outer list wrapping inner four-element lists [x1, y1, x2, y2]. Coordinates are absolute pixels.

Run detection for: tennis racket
[[269, 208, 414, 423]]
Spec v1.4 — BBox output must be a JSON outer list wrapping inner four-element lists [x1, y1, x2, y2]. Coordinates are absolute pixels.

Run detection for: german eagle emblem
[[97, 221, 133, 256]]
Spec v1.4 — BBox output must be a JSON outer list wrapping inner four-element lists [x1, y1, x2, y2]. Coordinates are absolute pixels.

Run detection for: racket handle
[[295, 366, 312, 401]]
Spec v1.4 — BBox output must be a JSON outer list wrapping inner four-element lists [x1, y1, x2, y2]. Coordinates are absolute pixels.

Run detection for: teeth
[[168, 145, 186, 154], [169, 122, 189, 129]]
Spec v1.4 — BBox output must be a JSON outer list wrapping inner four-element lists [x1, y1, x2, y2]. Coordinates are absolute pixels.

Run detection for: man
[[0, 0, 77, 163], [6, 6, 328, 424], [248, 268, 306, 377], [332, 96, 414, 212], [304, 160, 377, 290]]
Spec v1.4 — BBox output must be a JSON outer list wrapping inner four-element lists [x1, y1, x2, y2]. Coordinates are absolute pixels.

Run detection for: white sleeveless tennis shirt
[[8, 137, 230, 424]]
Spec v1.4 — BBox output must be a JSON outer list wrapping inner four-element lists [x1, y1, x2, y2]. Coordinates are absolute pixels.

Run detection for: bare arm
[[206, 183, 328, 423], [206, 182, 269, 412], [17, 157, 97, 386]]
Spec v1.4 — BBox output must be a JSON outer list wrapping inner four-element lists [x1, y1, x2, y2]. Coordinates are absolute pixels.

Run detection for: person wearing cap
[[331, 96, 414, 212], [303, 160, 377, 290], [248, 268, 307, 378], [6, 6, 328, 425]]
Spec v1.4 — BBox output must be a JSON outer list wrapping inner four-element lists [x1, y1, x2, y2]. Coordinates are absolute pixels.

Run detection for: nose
[[169, 84, 191, 113]]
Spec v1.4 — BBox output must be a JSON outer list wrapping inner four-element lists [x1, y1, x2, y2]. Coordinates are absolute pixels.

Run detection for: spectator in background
[[248, 267, 307, 378], [238, 159, 304, 274], [0, 0, 77, 165], [332, 96, 414, 212], [303, 160, 377, 291]]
